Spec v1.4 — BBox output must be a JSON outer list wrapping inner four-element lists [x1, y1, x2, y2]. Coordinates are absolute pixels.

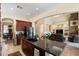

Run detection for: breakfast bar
[[22, 37, 66, 56]]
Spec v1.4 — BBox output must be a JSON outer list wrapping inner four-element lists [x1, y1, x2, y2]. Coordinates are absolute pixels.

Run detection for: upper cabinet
[[16, 20, 32, 31]]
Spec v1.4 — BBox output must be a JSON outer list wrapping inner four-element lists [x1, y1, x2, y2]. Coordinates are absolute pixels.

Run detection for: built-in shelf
[[68, 12, 79, 43], [69, 12, 79, 35]]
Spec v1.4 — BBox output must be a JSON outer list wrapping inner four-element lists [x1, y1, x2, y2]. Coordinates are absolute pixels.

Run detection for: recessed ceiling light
[[35, 8, 39, 11], [10, 8, 14, 10]]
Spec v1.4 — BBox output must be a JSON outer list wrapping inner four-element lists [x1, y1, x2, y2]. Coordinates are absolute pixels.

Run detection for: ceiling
[[1, 3, 61, 20], [44, 13, 69, 24]]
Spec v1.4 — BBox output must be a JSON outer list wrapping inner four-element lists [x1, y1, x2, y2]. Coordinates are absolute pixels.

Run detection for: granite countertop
[[23, 38, 66, 56]]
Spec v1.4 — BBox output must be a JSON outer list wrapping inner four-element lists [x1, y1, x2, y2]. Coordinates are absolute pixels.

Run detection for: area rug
[[8, 51, 22, 56]]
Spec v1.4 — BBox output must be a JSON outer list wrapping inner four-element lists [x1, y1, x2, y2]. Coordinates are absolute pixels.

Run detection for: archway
[[2, 18, 15, 45]]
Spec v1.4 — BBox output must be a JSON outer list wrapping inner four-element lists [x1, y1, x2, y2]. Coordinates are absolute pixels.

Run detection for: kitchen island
[[21, 37, 66, 56]]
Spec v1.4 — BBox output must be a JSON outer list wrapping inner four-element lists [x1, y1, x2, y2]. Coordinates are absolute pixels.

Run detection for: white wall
[[35, 19, 45, 37], [35, 13, 69, 37]]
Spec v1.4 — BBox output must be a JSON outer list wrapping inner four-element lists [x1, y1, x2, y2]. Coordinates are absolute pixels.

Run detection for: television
[[56, 29, 63, 35]]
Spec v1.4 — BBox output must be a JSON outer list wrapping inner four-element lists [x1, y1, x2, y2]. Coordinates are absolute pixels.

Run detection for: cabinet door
[[22, 39, 34, 56]]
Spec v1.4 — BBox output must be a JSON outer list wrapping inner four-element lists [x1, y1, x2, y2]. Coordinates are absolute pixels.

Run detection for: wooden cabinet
[[16, 35, 22, 45], [16, 20, 32, 31], [16, 20, 32, 45], [22, 39, 34, 56]]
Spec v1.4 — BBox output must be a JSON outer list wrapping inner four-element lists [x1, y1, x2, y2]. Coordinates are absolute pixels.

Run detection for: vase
[[45, 37, 48, 49]]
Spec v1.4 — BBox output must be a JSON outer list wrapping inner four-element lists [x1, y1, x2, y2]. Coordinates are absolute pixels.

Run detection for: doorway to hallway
[[3, 24, 13, 44]]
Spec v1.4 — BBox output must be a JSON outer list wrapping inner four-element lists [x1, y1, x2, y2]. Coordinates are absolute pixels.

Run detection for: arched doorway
[[2, 18, 14, 45]]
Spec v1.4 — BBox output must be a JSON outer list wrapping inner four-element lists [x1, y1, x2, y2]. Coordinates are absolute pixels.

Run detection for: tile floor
[[1, 41, 25, 56]]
